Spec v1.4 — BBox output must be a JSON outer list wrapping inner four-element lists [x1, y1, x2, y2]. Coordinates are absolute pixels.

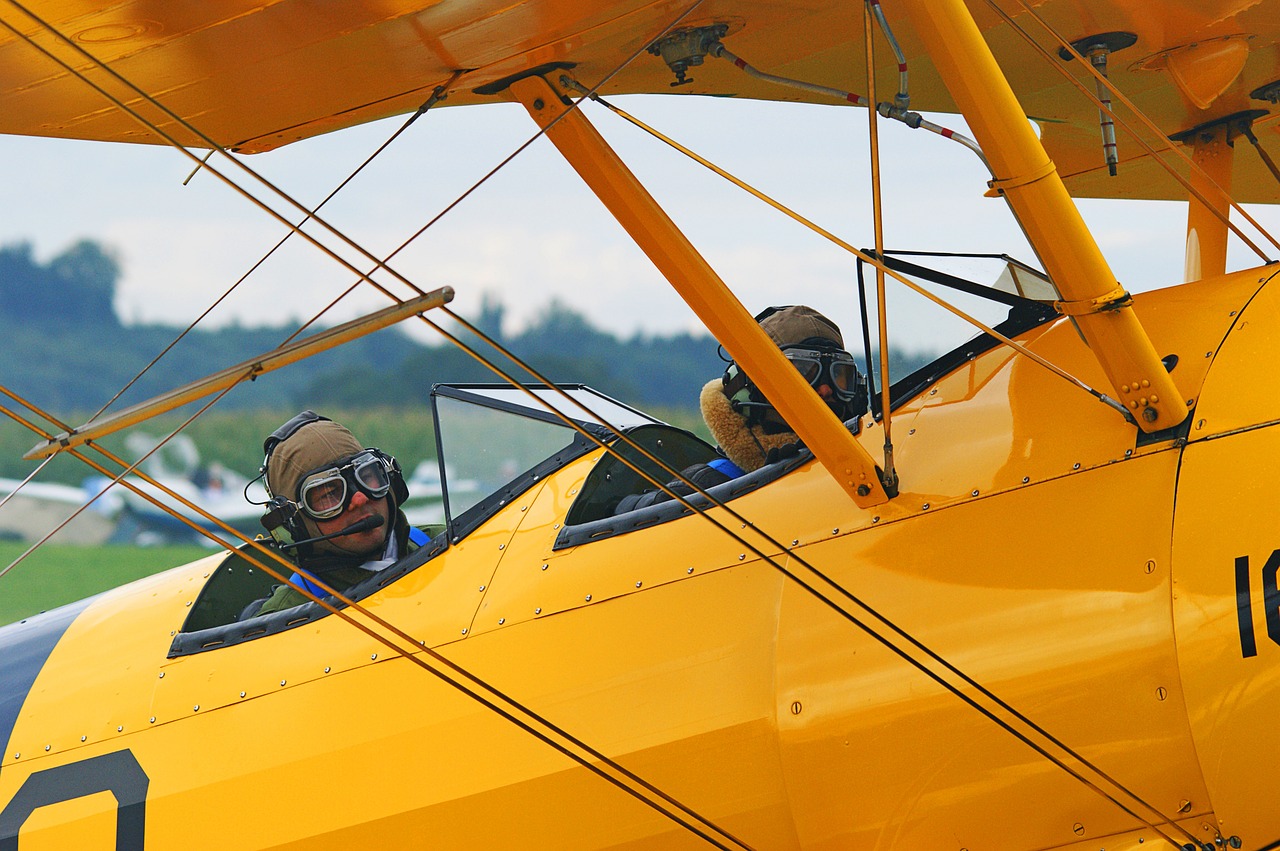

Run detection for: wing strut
[[897, 0, 1187, 433], [503, 72, 890, 507]]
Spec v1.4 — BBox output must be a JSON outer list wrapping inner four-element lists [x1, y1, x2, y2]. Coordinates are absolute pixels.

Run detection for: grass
[[0, 542, 211, 626]]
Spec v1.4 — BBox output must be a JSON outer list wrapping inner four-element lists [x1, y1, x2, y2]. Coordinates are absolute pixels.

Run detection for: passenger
[[616, 305, 866, 512], [248, 411, 431, 617]]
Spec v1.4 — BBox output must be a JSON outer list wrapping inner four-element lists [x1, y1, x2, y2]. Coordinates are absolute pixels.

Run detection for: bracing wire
[[564, 84, 1135, 424], [987, 0, 1279, 261], [0, 1, 1208, 844], [0, 2, 770, 847]]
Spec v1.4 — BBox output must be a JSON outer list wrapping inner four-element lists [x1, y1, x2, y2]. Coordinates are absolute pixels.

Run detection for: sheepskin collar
[[699, 379, 799, 473]]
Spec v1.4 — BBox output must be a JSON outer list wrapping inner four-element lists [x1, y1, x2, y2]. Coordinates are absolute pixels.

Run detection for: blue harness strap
[[707, 457, 746, 479], [288, 571, 330, 599], [290, 528, 429, 598]]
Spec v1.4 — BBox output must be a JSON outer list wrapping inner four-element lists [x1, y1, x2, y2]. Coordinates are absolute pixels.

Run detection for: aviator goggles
[[780, 346, 862, 401], [296, 450, 392, 520]]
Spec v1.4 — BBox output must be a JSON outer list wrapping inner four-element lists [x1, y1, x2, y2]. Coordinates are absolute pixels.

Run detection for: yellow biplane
[[1, 0, 1280, 848]]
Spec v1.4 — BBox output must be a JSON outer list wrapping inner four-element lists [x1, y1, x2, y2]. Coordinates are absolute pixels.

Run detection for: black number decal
[[1236, 550, 1280, 659], [0, 749, 147, 850]]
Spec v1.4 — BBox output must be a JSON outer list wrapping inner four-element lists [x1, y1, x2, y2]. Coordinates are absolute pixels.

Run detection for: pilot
[[617, 305, 867, 511], [248, 411, 431, 617]]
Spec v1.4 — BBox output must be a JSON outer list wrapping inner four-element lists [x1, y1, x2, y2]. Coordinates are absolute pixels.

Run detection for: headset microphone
[[279, 514, 384, 550]]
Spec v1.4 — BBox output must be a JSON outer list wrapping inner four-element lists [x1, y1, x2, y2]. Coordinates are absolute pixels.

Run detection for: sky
[[1, 93, 1277, 359]]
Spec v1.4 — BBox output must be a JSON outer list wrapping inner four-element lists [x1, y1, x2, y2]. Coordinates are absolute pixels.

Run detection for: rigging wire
[[862, 0, 899, 496], [0, 0, 1201, 841], [80, 72, 464, 432], [0, 0, 438, 311], [419, 306, 1199, 850], [563, 83, 1135, 424], [0, 385, 755, 851], [986, 0, 1280, 261], [0, 2, 765, 846]]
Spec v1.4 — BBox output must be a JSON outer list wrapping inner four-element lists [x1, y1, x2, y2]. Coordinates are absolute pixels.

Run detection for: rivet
[[461, 628, 468, 635], [185, 601, 192, 607], [117, 726, 123, 732], [739, 554, 746, 560], [1073, 462, 1081, 470], [371, 653, 378, 660], [150, 716, 156, 723], [324, 667, 331, 674], [832, 528, 839, 535], [1131, 377, 1140, 388], [908, 428, 916, 435], [971, 489, 979, 497], [80, 736, 86, 742], [478, 585, 486, 592], [635, 581, 643, 588], [1140, 396, 1148, 406], [1122, 384, 1130, 393], [240, 691, 247, 698], [535, 607, 542, 615], [541, 564, 548, 571], [1157, 686, 1168, 701], [498, 618, 506, 625], [872, 516, 880, 523], [922, 503, 930, 510], [790, 701, 803, 715], [1230, 310, 1238, 316], [1205, 351, 1212, 358], [1130, 400, 1139, 409], [1125, 449, 1133, 457], [930, 388, 937, 395], [520, 505, 527, 511], [498, 544, 505, 550], [791, 539, 799, 546], [280, 680, 287, 687], [553, 523, 560, 529], [44, 745, 49, 752], [1150, 394, 1159, 404], [585, 594, 592, 602], [687, 567, 694, 574], [1141, 379, 1150, 388], [203, 572, 209, 578], [12, 753, 18, 760], [159, 672, 165, 678], [193, 705, 200, 712]]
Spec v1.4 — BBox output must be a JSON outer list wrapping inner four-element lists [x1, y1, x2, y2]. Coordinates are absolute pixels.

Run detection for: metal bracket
[[647, 24, 728, 87]]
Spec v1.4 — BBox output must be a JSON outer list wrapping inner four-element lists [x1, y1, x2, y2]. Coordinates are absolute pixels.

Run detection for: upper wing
[[0, 0, 1276, 200]]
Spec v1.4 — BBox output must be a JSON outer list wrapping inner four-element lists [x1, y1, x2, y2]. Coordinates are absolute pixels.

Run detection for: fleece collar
[[699, 379, 800, 473]]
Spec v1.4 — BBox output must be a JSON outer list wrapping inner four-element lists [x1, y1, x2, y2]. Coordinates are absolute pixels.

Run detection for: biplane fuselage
[[3, 258, 1279, 849], [1, 0, 1279, 847]]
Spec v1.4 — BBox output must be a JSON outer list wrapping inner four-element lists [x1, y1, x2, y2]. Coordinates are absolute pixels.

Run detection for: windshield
[[430, 384, 662, 540]]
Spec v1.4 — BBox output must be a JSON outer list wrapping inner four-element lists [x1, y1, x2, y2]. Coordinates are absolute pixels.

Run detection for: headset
[[721, 308, 870, 432], [256, 410, 408, 550]]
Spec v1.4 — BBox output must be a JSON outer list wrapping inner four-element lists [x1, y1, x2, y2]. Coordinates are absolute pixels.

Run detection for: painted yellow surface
[[5, 264, 1280, 847], [0, 1, 1276, 202]]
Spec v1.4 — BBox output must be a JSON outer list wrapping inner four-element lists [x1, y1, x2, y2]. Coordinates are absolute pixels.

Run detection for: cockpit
[[170, 251, 1059, 656]]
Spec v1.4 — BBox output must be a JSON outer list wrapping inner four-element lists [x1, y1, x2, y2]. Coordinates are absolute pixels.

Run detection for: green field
[[0, 542, 212, 626]]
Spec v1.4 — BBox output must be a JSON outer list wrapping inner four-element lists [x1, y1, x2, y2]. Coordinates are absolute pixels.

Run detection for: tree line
[[0, 239, 938, 483]]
